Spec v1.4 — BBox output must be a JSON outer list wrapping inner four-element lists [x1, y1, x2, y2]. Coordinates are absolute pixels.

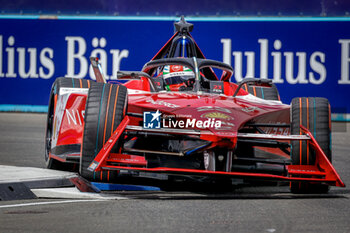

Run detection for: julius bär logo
[[143, 110, 161, 129]]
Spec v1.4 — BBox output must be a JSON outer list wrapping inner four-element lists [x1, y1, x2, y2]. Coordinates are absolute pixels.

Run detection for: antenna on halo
[[174, 15, 193, 34]]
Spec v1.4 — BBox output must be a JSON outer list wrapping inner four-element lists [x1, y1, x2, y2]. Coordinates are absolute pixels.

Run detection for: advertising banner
[[0, 17, 349, 119]]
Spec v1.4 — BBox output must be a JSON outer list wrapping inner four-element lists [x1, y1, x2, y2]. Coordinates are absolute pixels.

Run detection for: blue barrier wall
[[1, 0, 350, 16], [0, 16, 349, 117]]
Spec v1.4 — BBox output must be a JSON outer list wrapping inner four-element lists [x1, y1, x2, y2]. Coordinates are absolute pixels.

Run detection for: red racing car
[[45, 16, 344, 193]]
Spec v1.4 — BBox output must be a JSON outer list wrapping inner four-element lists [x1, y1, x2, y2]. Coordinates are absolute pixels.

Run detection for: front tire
[[290, 97, 332, 193], [80, 82, 127, 181]]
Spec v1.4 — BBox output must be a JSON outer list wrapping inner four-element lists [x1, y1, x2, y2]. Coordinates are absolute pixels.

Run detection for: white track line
[[31, 187, 128, 200], [0, 199, 106, 209]]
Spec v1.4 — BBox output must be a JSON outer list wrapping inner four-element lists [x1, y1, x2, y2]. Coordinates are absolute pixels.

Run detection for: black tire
[[80, 82, 127, 181], [242, 83, 280, 101], [45, 77, 92, 170], [290, 97, 332, 193]]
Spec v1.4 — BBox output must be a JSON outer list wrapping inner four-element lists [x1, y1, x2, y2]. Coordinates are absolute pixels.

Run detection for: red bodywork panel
[[56, 94, 86, 146]]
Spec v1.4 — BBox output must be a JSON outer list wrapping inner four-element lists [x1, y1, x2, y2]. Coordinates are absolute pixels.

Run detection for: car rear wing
[[233, 78, 274, 97]]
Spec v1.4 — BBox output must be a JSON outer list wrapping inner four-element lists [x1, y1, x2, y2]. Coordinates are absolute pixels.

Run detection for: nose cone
[[169, 103, 238, 134]]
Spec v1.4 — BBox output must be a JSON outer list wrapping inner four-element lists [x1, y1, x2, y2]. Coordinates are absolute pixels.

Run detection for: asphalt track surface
[[0, 112, 350, 233]]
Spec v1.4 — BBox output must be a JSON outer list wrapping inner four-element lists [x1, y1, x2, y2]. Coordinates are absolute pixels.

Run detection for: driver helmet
[[163, 65, 195, 91]]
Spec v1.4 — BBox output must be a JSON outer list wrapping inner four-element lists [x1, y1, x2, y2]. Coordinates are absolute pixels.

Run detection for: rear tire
[[45, 77, 92, 170], [290, 97, 332, 194], [80, 82, 127, 182]]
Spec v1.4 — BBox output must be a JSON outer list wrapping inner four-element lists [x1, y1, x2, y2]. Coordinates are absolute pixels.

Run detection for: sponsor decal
[[215, 131, 236, 137], [143, 110, 222, 129], [241, 106, 261, 113], [197, 106, 232, 113], [216, 121, 235, 130], [263, 122, 290, 135], [88, 161, 98, 172], [170, 65, 182, 72], [145, 99, 180, 108], [201, 112, 233, 120], [66, 109, 85, 126], [209, 81, 224, 94], [52, 89, 88, 147], [163, 65, 194, 79], [52, 93, 70, 147]]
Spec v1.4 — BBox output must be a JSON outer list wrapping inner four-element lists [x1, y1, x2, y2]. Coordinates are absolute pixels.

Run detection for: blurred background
[[0, 0, 349, 120], [1, 0, 350, 16]]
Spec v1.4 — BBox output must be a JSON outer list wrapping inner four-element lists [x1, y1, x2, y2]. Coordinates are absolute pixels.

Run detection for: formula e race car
[[45, 16, 344, 193]]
